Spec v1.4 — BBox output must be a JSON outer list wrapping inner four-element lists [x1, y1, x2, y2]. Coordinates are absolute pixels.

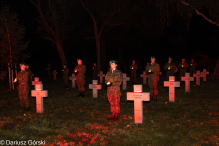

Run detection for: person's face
[[64, 65, 66, 68], [110, 63, 117, 70], [151, 58, 155, 63], [191, 59, 194, 62], [132, 61, 135, 64], [182, 59, 185, 62], [48, 64, 50, 66], [77, 60, 82, 65], [94, 63, 96, 66], [168, 58, 172, 62], [20, 65, 26, 70]]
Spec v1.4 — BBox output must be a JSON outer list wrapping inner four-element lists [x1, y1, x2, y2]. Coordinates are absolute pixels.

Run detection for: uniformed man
[[145, 56, 160, 101], [62, 64, 69, 89], [130, 60, 138, 84], [164, 57, 177, 81], [47, 64, 52, 80], [189, 58, 197, 76], [92, 63, 98, 80], [74, 59, 86, 97], [14, 63, 30, 111], [26, 64, 32, 95], [178, 58, 188, 78], [105, 60, 122, 121]]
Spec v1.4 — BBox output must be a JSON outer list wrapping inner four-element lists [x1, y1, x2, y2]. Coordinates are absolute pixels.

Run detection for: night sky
[[1, 0, 219, 74]]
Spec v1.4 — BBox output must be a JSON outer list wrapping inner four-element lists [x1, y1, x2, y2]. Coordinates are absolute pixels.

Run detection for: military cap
[[109, 60, 117, 65], [20, 62, 25, 65], [150, 56, 155, 59]]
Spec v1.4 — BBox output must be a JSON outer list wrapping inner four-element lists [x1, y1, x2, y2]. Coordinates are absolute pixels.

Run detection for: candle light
[[75, 70, 77, 72], [168, 67, 170, 70], [191, 64, 193, 66], [107, 82, 110, 84]]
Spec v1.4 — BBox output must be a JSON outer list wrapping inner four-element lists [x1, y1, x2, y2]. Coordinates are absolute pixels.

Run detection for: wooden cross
[[127, 85, 150, 124], [201, 69, 209, 81], [32, 77, 42, 90], [158, 72, 162, 81], [181, 73, 194, 92], [52, 70, 58, 80], [89, 80, 102, 98], [193, 70, 203, 85], [69, 73, 76, 88], [122, 73, 130, 90], [31, 84, 48, 113], [98, 71, 105, 83], [140, 71, 148, 84], [164, 76, 180, 102]]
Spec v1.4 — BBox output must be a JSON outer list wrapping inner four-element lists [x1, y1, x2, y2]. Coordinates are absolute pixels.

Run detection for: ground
[[0, 75, 218, 146]]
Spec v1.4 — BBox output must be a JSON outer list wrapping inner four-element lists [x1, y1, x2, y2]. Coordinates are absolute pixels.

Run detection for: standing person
[[47, 64, 52, 80], [14, 63, 30, 111], [92, 63, 98, 80], [178, 58, 188, 78], [105, 60, 122, 121], [74, 59, 86, 97], [26, 64, 32, 95], [145, 56, 160, 101], [130, 60, 138, 84], [164, 57, 177, 81], [62, 64, 69, 89], [189, 58, 197, 76]]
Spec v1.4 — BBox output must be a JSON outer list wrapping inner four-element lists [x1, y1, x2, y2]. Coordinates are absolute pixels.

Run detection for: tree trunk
[[56, 40, 67, 66], [101, 35, 106, 72]]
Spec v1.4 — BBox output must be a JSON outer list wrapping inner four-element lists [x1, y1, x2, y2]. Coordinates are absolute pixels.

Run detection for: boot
[[150, 95, 153, 100], [77, 92, 82, 97], [25, 107, 30, 111], [107, 112, 115, 121], [114, 113, 119, 121], [81, 91, 85, 97], [154, 96, 157, 101]]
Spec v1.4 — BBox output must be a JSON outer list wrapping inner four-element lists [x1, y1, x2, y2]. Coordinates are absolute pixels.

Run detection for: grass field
[[0, 75, 218, 146]]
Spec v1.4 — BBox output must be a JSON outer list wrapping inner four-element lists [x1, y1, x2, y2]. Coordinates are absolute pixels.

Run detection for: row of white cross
[[30, 69, 209, 125]]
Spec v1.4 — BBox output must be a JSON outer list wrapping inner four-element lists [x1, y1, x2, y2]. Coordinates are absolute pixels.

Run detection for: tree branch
[[181, 0, 219, 27]]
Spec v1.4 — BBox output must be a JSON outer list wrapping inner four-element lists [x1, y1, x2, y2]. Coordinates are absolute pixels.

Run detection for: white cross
[[193, 71, 203, 85], [52, 70, 58, 80], [31, 84, 48, 113], [69, 73, 76, 88], [140, 71, 148, 84], [164, 76, 180, 102], [98, 71, 105, 83], [158, 72, 162, 81], [122, 73, 130, 90], [181, 73, 194, 92], [127, 85, 150, 124], [201, 69, 209, 81], [32, 77, 42, 90], [89, 80, 102, 98]]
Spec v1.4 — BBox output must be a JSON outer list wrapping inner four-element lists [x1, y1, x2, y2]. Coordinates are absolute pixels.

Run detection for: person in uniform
[[26, 64, 32, 95], [74, 59, 86, 97], [130, 60, 138, 84], [164, 57, 177, 81], [178, 58, 188, 79], [92, 63, 98, 80], [62, 64, 69, 89], [47, 64, 52, 80], [105, 60, 122, 121], [14, 63, 30, 111], [145, 56, 160, 101], [189, 58, 197, 76]]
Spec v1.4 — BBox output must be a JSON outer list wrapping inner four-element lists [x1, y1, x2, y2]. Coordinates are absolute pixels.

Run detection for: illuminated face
[[110, 63, 117, 70], [94, 63, 96, 66], [20, 65, 26, 71], [132, 61, 135, 64], [191, 59, 194, 62], [77, 60, 82, 65], [182, 59, 185, 62], [168, 58, 172, 62], [151, 58, 155, 63], [63, 65, 66, 68]]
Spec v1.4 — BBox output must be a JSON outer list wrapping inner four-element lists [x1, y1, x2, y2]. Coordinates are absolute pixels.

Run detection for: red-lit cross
[[164, 76, 180, 102]]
